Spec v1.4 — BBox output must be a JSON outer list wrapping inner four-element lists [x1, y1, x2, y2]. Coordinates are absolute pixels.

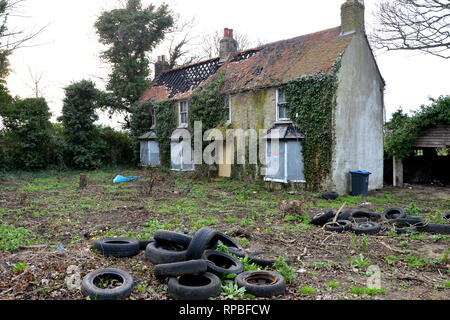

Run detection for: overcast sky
[[5, 0, 450, 129]]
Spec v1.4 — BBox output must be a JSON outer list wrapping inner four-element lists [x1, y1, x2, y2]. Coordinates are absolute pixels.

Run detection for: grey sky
[[5, 0, 450, 129]]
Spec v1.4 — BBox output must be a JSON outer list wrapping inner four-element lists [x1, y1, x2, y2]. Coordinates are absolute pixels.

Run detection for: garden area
[[0, 168, 448, 300]]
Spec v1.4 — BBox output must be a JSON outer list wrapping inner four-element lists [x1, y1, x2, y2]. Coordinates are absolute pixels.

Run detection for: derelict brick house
[[138, 0, 385, 194]]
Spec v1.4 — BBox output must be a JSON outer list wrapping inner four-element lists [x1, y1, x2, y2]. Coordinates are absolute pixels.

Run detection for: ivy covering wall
[[153, 99, 176, 168], [282, 58, 341, 191]]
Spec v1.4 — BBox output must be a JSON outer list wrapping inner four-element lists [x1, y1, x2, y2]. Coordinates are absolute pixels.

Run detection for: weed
[[349, 287, 386, 296], [273, 256, 296, 284], [350, 234, 368, 250], [299, 286, 316, 295], [238, 237, 250, 248], [405, 202, 421, 216], [0, 224, 36, 252], [404, 255, 442, 269], [385, 255, 401, 266], [221, 280, 253, 300], [13, 262, 27, 273], [238, 256, 262, 272], [349, 254, 370, 270], [427, 211, 447, 224], [326, 281, 339, 291]]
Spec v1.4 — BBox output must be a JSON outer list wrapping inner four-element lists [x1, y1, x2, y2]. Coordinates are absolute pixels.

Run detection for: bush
[[58, 80, 105, 169], [98, 126, 133, 166]]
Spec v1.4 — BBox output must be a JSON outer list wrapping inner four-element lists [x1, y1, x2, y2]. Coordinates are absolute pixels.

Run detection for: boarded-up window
[[266, 140, 305, 182], [171, 141, 194, 171], [140, 141, 160, 166]]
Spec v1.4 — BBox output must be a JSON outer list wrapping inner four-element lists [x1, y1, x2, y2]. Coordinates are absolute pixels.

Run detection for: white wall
[[332, 34, 385, 194]]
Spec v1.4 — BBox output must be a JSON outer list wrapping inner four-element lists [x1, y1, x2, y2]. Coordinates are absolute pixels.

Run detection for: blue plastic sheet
[[113, 175, 142, 184]]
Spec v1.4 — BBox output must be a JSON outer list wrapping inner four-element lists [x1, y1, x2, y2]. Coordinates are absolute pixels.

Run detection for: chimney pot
[[219, 27, 238, 63]]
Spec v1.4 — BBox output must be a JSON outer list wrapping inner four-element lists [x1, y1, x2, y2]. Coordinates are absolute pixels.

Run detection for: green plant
[[385, 255, 401, 266], [238, 237, 250, 248], [349, 254, 370, 270], [427, 211, 447, 224], [299, 286, 316, 295], [405, 202, 421, 216], [326, 281, 339, 291], [238, 256, 262, 272], [350, 234, 368, 250], [13, 261, 27, 273], [349, 287, 386, 296], [0, 224, 36, 252], [220, 280, 253, 300], [273, 256, 296, 284]]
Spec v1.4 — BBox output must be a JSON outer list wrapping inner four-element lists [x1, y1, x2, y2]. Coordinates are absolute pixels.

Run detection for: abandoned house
[[138, 0, 385, 194]]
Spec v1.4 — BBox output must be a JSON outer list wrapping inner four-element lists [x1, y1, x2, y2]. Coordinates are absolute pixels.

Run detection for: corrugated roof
[[140, 26, 353, 103]]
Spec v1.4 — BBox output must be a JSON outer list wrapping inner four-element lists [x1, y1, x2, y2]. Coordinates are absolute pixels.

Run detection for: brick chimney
[[219, 28, 238, 63], [155, 55, 169, 78], [341, 0, 365, 35]]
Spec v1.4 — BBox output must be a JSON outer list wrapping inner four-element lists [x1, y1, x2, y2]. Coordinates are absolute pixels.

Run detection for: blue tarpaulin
[[113, 175, 142, 184]]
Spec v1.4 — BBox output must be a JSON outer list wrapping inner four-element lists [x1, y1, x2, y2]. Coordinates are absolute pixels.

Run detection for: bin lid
[[349, 170, 371, 175]]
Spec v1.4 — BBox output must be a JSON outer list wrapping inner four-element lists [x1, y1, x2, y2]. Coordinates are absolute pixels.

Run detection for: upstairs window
[[150, 107, 156, 128], [225, 95, 231, 124], [276, 88, 289, 121], [179, 101, 188, 127]]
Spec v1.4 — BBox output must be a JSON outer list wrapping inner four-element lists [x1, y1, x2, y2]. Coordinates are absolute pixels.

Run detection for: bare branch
[[369, 0, 450, 58]]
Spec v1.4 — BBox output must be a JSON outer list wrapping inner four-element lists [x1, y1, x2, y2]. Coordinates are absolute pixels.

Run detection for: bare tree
[[25, 66, 47, 98], [0, 0, 48, 78], [370, 0, 450, 59]]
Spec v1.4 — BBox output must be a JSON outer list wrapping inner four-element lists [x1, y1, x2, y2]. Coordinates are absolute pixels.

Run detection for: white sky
[[5, 0, 450, 129]]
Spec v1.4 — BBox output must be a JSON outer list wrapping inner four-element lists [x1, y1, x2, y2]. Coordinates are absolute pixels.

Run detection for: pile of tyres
[[81, 226, 288, 300], [312, 207, 450, 235]]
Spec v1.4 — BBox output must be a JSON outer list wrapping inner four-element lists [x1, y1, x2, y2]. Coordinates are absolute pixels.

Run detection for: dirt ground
[[0, 168, 448, 300]]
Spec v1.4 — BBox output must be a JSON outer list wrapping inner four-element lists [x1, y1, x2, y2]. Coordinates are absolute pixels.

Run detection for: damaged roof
[[140, 26, 353, 103]]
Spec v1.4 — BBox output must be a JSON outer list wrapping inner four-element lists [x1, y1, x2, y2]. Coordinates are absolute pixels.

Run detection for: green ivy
[[385, 96, 450, 159], [154, 99, 176, 168], [188, 72, 226, 131], [282, 72, 339, 191]]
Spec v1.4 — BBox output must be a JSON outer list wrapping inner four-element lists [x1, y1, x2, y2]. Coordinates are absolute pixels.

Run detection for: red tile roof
[[140, 26, 353, 103]]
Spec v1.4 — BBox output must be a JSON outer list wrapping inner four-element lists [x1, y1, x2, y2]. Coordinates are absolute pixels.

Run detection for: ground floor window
[[140, 140, 160, 166], [171, 141, 194, 171], [265, 140, 305, 183]]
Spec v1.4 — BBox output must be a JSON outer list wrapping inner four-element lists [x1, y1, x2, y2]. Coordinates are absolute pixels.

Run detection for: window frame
[[225, 94, 232, 124], [276, 88, 290, 122], [178, 100, 189, 128]]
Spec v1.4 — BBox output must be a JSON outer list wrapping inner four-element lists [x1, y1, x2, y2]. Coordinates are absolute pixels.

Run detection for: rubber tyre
[[153, 260, 208, 278], [351, 211, 382, 221], [168, 272, 221, 300], [391, 216, 424, 227], [322, 191, 338, 200], [145, 241, 187, 265], [348, 217, 369, 223], [217, 232, 246, 258], [443, 212, 450, 221], [154, 230, 192, 248], [324, 220, 351, 233], [138, 239, 154, 251], [248, 251, 290, 267], [186, 227, 219, 260], [93, 238, 140, 258], [81, 268, 134, 300], [202, 250, 244, 277], [311, 210, 335, 226], [422, 224, 450, 235], [326, 210, 351, 222], [351, 222, 381, 235], [382, 207, 406, 221], [390, 220, 417, 234], [235, 271, 286, 297]]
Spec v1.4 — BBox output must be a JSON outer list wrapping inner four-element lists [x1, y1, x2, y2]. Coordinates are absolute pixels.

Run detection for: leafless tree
[[25, 66, 47, 98], [370, 0, 450, 59]]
